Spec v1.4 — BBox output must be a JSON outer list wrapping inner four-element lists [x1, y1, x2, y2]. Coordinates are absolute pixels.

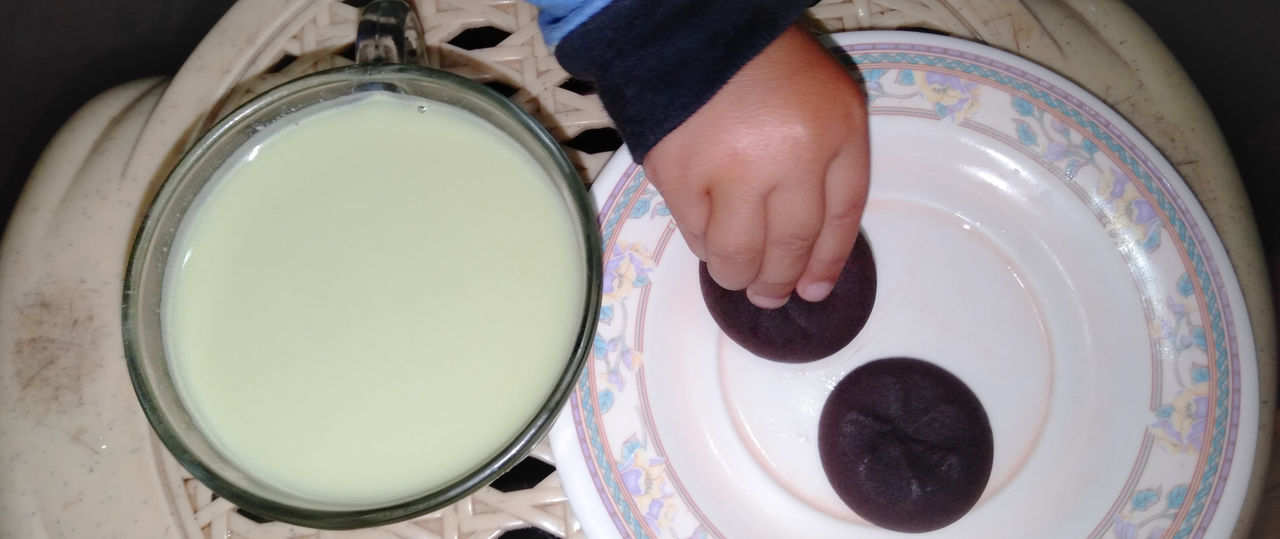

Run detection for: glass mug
[[122, 0, 601, 529]]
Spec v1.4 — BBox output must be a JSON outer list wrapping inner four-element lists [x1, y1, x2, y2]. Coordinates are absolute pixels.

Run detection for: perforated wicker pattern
[[146, 1, 1267, 537], [157, 437, 579, 538], [209, 0, 1085, 186]]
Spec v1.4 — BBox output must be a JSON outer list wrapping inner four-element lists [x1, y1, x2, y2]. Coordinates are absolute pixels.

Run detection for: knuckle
[[769, 231, 816, 257], [682, 226, 706, 244], [707, 244, 758, 269], [824, 205, 862, 231], [706, 249, 760, 289], [750, 278, 796, 297], [681, 231, 707, 259], [709, 271, 751, 291], [809, 247, 851, 271], [805, 249, 854, 281], [809, 254, 845, 272], [789, 120, 830, 150]]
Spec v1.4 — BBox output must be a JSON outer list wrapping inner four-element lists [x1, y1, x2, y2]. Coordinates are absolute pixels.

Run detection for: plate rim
[[550, 29, 1259, 539]]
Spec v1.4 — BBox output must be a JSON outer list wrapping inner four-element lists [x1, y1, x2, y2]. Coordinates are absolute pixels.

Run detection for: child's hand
[[644, 25, 870, 309]]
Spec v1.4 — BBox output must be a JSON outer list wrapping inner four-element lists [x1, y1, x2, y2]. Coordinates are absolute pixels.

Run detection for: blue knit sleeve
[[523, 0, 614, 46], [526, 0, 814, 162]]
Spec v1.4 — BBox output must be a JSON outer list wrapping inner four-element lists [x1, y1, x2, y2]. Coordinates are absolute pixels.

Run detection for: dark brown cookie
[[818, 357, 993, 533], [698, 234, 876, 363]]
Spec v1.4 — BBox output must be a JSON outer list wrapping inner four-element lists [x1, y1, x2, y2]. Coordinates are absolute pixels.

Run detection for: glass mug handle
[[356, 0, 424, 65]]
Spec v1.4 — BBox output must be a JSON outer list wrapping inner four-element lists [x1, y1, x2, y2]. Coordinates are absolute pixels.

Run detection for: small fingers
[[745, 185, 824, 308], [703, 187, 766, 291], [797, 145, 869, 302], [650, 172, 710, 260]]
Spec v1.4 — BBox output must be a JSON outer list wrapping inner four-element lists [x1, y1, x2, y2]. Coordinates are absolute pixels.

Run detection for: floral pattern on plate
[[562, 34, 1252, 539]]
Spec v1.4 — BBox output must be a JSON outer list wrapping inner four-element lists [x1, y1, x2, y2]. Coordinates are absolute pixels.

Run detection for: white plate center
[[719, 193, 1054, 521], [639, 116, 1153, 536]]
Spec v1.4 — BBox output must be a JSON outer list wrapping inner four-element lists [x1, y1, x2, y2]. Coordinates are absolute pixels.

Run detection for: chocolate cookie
[[818, 357, 992, 533], [699, 235, 876, 362]]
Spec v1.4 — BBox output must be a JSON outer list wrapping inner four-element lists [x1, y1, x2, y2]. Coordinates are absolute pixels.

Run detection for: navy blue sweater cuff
[[553, 0, 813, 163]]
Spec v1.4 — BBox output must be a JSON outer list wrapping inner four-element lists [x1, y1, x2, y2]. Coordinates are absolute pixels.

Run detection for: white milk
[[163, 93, 585, 505]]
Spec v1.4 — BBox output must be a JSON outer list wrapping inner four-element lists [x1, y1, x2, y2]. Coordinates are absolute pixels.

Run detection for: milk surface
[[164, 93, 585, 505]]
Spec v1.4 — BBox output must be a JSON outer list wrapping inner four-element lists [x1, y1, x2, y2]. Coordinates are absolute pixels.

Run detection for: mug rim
[[122, 62, 602, 529]]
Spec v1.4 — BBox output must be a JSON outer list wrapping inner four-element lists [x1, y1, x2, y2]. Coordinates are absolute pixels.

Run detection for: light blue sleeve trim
[[524, 0, 615, 46]]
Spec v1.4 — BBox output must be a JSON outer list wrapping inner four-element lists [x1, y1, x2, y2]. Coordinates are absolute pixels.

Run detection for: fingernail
[[746, 290, 789, 310], [799, 281, 834, 302]]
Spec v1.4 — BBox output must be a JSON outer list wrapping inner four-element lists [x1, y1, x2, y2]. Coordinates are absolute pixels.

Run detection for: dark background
[[0, 0, 1275, 535]]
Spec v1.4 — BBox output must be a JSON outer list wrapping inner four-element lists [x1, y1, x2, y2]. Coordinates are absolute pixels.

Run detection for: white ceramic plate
[[549, 31, 1258, 538]]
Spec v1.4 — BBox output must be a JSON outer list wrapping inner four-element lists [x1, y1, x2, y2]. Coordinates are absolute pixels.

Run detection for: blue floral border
[[574, 164, 655, 538], [572, 43, 1243, 538], [838, 45, 1239, 538]]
